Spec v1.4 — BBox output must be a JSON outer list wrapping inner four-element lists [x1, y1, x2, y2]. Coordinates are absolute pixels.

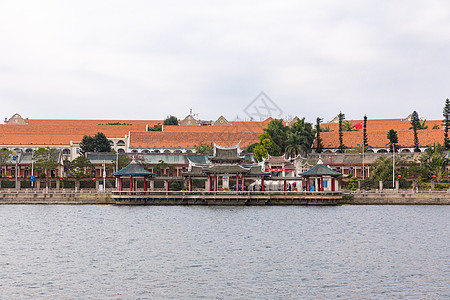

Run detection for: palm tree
[[420, 143, 449, 181]]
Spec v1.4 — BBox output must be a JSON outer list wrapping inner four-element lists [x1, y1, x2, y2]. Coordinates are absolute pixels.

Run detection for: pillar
[[208, 175, 211, 191], [119, 178, 123, 191], [241, 175, 244, 191], [395, 180, 399, 193], [95, 180, 99, 190], [144, 177, 148, 191], [306, 179, 309, 192], [431, 180, 435, 191], [261, 177, 265, 192], [56, 180, 60, 190], [188, 177, 192, 192], [165, 180, 169, 191], [205, 178, 209, 191], [331, 178, 335, 192], [236, 175, 239, 191], [284, 180, 287, 192], [150, 180, 154, 191], [130, 176, 133, 191], [379, 180, 383, 193], [213, 175, 217, 191]]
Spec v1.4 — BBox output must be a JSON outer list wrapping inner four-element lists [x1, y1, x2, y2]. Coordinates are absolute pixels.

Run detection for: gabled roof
[[301, 163, 342, 177], [113, 163, 154, 177]]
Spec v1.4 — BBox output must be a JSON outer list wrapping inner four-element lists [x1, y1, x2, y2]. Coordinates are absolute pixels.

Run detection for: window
[[117, 140, 125, 146], [118, 149, 125, 154]]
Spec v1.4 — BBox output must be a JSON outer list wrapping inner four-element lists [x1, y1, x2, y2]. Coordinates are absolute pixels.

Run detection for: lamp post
[[103, 160, 106, 193], [392, 142, 395, 191]]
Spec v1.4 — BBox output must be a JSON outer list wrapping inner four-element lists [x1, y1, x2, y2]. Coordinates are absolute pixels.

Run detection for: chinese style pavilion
[[301, 160, 342, 192], [113, 160, 154, 191], [182, 143, 269, 191]]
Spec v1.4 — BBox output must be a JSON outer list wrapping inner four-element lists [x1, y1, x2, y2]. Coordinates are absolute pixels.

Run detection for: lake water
[[0, 205, 448, 299]]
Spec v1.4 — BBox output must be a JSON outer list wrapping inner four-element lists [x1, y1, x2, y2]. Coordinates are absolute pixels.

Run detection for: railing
[[111, 190, 343, 197], [0, 189, 113, 195]]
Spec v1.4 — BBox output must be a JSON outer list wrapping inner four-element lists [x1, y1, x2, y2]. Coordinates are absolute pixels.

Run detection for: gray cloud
[[0, 0, 449, 122]]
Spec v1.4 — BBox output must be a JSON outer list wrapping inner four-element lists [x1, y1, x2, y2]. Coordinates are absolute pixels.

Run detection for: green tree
[[420, 143, 448, 181], [33, 147, 60, 188], [110, 154, 132, 171], [315, 117, 323, 153], [80, 132, 111, 154], [443, 99, 450, 149], [79, 135, 95, 154], [348, 176, 358, 191], [264, 119, 289, 153], [0, 149, 12, 176], [245, 143, 258, 154], [163, 115, 179, 125], [68, 155, 92, 179], [253, 133, 281, 161], [387, 129, 399, 152], [342, 120, 355, 131], [363, 115, 368, 149], [94, 132, 111, 152], [410, 111, 420, 152], [289, 118, 315, 156], [338, 112, 345, 152]]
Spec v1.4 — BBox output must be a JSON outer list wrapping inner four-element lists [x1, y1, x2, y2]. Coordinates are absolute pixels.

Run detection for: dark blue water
[[0, 205, 448, 299]]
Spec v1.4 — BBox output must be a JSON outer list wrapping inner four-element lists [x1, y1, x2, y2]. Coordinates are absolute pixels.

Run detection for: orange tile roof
[[318, 129, 445, 149], [130, 131, 260, 149], [322, 119, 442, 132], [163, 124, 266, 133], [0, 119, 163, 145]]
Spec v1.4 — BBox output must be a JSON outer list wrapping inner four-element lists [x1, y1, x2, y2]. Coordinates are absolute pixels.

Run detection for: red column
[[130, 176, 133, 191], [306, 179, 310, 191], [261, 177, 265, 191], [189, 177, 192, 192], [284, 180, 287, 192], [331, 178, 335, 192], [320, 177, 324, 191], [166, 180, 169, 191], [236, 174, 239, 191], [119, 178, 123, 191], [144, 177, 147, 191], [213, 175, 216, 191], [241, 175, 244, 191]]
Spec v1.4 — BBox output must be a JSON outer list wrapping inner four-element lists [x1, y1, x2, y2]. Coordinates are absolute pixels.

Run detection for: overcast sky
[[1, 1, 449, 123]]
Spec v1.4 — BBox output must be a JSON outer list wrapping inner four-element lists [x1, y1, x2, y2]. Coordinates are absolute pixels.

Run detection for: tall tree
[[387, 129, 399, 152], [264, 119, 289, 153], [253, 133, 281, 161], [33, 147, 60, 188], [290, 118, 315, 156], [79, 135, 95, 155], [163, 115, 179, 125], [80, 132, 111, 155], [363, 115, 368, 150], [443, 99, 450, 149], [410, 111, 420, 152], [338, 112, 345, 152], [94, 132, 111, 152], [315, 117, 323, 153], [0, 149, 12, 176]]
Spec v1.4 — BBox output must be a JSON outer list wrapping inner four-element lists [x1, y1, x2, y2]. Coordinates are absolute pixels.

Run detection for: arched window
[[62, 149, 71, 155], [117, 140, 125, 146], [377, 149, 388, 153], [153, 150, 160, 153], [163, 150, 171, 153], [109, 140, 114, 146], [131, 150, 138, 153], [186, 150, 193, 153], [174, 150, 182, 153], [118, 149, 125, 154], [142, 149, 150, 154], [401, 149, 411, 153], [25, 148, 33, 153]]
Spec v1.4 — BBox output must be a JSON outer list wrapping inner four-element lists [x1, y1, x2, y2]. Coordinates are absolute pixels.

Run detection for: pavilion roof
[[113, 163, 154, 177], [301, 163, 342, 177]]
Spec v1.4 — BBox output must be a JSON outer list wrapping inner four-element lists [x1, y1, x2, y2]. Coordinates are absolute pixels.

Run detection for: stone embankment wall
[[344, 193, 450, 205], [0, 192, 113, 204]]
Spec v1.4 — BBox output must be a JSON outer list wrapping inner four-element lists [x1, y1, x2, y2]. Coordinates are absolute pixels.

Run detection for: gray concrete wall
[[344, 193, 450, 205]]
